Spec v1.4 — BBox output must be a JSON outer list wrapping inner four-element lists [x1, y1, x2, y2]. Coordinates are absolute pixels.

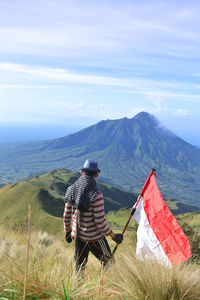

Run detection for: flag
[[133, 171, 192, 266]]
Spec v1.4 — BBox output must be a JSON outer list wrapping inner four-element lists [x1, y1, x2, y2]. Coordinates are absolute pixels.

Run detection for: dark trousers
[[74, 237, 114, 272]]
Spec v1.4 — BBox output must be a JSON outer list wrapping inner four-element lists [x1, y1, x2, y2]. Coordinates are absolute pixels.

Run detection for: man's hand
[[65, 230, 72, 243], [112, 233, 123, 244]]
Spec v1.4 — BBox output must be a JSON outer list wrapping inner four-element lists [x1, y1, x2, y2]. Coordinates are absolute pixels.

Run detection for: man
[[63, 159, 123, 273]]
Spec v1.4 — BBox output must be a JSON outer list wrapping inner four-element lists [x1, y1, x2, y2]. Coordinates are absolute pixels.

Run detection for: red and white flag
[[133, 171, 192, 266]]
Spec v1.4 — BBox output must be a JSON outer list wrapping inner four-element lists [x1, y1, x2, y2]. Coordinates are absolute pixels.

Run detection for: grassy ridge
[[0, 169, 137, 235], [0, 168, 199, 237]]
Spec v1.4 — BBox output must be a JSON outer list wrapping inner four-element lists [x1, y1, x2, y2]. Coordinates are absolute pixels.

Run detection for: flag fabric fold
[[133, 172, 192, 266]]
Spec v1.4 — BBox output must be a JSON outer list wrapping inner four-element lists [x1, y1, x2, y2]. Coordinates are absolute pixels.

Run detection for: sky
[[0, 0, 200, 145]]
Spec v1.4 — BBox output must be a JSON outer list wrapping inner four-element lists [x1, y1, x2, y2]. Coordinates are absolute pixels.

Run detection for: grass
[[0, 226, 200, 300], [106, 250, 200, 299], [0, 169, 200, 298], [176, 211, 200, 233]]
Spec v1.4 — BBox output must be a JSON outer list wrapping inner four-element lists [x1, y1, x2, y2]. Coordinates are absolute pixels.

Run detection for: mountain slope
[[0, 169, 137, 234], [1, 112, 200, 206], [0, 169, 198, 235]]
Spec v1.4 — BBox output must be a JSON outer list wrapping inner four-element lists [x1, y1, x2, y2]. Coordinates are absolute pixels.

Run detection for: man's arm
[[63, 201, 72, 233]]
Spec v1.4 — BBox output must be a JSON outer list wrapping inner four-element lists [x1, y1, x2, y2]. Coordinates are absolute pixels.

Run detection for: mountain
[[0, 169, 198, 235], [1, 112, 200, 207]]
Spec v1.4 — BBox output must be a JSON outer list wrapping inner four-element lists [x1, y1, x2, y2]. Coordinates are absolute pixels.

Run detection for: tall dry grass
[[104, 249, 200, 299], [0, 227, 200, 299]]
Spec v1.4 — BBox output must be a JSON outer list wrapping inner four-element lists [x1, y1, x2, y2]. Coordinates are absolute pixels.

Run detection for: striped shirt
[[63, 191, 112, 241]]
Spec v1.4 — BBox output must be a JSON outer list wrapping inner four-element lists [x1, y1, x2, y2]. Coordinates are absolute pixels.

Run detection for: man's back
[[63, 191, 112, 241]]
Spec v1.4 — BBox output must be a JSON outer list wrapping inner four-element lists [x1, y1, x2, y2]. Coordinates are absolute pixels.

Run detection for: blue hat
[[81, 159, 101, 173]]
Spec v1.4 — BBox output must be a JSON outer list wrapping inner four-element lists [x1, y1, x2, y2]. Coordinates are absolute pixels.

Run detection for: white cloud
[[0, 62, 199, 95], [143, 94, 192, 117], [0, 63, 137, 86], [153, 97, 170, 113], [0, 84, 60, 89], [172, 108, 190, 116], [53, 101, 84, 108], [88, 104, 104, 109], [144, 89, 200, 102], [130, 107, 152, 115]]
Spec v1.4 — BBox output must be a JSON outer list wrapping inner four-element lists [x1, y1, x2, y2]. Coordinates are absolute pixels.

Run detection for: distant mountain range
[[0, 112, 200, 207], [0, 169, 198, 234]]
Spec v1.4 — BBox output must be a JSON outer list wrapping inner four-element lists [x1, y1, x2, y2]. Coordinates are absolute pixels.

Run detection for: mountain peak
[[134, 111, 158, 123], [134, 111, 151, 118], [133, 112, 177, 138], [132, 111, 161, 130]]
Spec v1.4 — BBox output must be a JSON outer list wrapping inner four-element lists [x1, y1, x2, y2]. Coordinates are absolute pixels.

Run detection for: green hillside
[[0, 169, 136, 235], [0, 168, 199, 237], [107, 208, 200, 233], [176, 210, 200, 233]]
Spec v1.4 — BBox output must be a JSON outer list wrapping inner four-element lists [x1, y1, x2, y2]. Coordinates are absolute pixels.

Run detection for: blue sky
[[0, 0, 200, 145]]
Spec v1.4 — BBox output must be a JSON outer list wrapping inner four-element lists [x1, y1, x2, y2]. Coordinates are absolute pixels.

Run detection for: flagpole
[[112, 168, 156, 255]]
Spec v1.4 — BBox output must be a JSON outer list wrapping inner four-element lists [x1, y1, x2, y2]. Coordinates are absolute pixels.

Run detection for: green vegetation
[[176, 211, 200, 265], [0, 168, 197, 237], [1, 112, 200, 207], [164, 196, 198, 214], [176, 210, 200, 233], [0, 169, 137, 235]]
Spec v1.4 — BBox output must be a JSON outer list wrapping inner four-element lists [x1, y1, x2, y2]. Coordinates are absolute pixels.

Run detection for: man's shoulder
[[94, 191, 103, 200]]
